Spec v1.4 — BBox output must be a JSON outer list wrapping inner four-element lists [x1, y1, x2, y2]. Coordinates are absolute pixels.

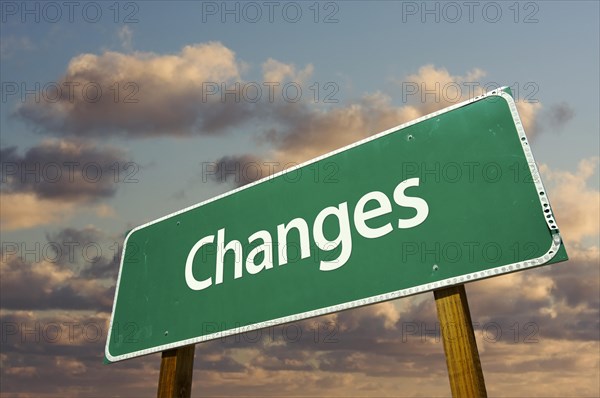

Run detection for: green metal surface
[[106, 90, 567, 362]]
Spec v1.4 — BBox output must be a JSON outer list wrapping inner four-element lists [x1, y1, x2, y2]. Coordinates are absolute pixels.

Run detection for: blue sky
[[1, 1, 599, 396]]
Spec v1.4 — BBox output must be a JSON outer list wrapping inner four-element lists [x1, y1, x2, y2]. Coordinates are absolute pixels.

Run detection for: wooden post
[[434, 285, 487, 397], [157, 345, 195, 398]]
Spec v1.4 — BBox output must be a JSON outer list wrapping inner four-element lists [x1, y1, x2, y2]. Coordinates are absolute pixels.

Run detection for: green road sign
[[106, 88, 567, 362]]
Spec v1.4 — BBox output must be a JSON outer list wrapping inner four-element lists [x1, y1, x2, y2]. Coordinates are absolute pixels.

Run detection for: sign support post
[[434, 285, 487, 397], [157, 345, 195, 398]]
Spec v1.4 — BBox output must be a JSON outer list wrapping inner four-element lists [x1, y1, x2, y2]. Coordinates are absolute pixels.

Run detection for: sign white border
[[106, 88, 563, 362]]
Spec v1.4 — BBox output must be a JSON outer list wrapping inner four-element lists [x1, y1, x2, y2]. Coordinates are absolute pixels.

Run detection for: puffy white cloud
[[16, 42, 245, 137], [262, 58, 314, 84], [401, 64, 487, 113], [0, 192, 117, 232], [270, 91, 422, 164], [0, 193, 77, 231]]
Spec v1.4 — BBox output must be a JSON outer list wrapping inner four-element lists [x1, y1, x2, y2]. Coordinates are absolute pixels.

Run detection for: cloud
[[1, 226, 119, 311], [2, 260, 598, 397], [466, 248, 599, 343], [117, 26, 133, 51], [0, 193, 78, 231], [0, 139, 129, 230], [13, 46, 495, 146], [0, 192, 116, 232], [1, 139, 129, 201], [479, 338, 599, 396], [208, 93, 422, 188], [398, 64, 542, 139], [15, 42, 247, 137], [518, 101, 576, 138], [262, 58, 314, 84], [209, 65, 540, 176], [543, 102, 576, 132], [400, 64, 487, 114], [94, 203, 116, 218], [14, 46, 544, 151], [45, 227, 122, 280], [195, 284, 597, 396], [268, 92, 422, 164], [0, 252, 114, 311], [0, 310, 161, 397], [0, 35, 35, 58], [208, 154, 265, 187]]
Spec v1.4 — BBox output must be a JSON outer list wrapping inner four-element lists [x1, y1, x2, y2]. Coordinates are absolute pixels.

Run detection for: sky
[[0, 0, 599, 397]]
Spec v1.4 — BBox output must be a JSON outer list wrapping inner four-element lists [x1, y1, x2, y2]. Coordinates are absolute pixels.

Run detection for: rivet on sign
[[433, 264, 439, 271], [164, 331, 168, 336]]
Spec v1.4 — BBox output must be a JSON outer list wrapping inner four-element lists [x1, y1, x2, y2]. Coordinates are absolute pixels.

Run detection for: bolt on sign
[[105, 87, 567, 362]]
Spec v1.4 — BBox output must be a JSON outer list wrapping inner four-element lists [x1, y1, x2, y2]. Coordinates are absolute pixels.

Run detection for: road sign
[[106, 88, 567, 362]]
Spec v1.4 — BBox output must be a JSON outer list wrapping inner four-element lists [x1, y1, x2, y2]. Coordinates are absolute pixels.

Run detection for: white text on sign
[[185, 178, 429, 291]]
